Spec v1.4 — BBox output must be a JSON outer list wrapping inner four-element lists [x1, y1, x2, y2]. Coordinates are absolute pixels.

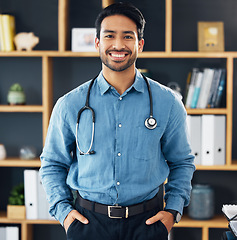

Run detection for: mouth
[[107, 50, 131, 62]]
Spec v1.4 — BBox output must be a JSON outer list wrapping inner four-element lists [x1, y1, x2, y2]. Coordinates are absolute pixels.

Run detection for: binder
[[0, 227, 6, 240], [201, 115, 226, 165], [186, 115, 201, 165], [37, 172, 53, 220], [214, 115, 226, 165], [24, 170, 38, 219], [6, 226, 19, 240]]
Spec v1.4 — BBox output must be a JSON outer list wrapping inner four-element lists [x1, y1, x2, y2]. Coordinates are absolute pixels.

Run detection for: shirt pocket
[[133, 126, 162, 161]]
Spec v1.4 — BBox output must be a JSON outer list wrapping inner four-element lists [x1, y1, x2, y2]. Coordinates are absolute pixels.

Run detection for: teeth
[[111, 53, 125, 58]]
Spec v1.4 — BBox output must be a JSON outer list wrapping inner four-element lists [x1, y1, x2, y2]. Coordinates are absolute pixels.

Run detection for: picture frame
[[71, 28, 96, 52], [198, 22, 225, 52]]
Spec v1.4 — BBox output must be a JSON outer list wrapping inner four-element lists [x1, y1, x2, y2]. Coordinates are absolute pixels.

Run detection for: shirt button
[[119, 97, 122, 101], [118, 124, 122, 128], [117, 182, 120, 186], [118, 153, 121, 157]]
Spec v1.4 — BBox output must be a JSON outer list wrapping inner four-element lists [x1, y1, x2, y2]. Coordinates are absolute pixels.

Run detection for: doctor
[[40, 2, 195, 240]]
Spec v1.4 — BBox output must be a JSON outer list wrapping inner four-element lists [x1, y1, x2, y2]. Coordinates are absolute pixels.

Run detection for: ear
[[138, 38, 145, 53], [95, 37, 100, 51]]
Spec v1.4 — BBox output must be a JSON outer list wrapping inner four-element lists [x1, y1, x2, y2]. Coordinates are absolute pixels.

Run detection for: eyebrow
[[102, 30, 136, 35]]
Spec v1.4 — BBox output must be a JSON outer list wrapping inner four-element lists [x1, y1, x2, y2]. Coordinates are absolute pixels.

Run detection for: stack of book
[[0, 14, 16, 51], [0, 226, 19, 240], [24, 169, 54, 220], [222, 204, 237, 239], [184, 68, 226, 109]]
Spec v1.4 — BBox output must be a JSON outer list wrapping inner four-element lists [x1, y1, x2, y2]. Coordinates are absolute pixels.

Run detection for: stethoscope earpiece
[[145, 117, 157, 130]]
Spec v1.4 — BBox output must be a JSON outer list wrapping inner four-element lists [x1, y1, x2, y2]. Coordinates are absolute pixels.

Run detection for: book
[[0, 15, 6, 50], [183, 71, 192, 104], [190, 71, 203, 108], [185, 68, 199, 108], [207, 69, 222, 108], [214, 70, 226, 107], [0, 14, 15, 51], [197, 68, 215, 108]]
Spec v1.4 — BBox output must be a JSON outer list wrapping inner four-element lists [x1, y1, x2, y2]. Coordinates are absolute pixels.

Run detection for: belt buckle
[[108, 206, 129, 219]]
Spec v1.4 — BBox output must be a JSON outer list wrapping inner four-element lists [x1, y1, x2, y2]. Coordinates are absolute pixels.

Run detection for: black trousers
[[66, 198, 168, 240]]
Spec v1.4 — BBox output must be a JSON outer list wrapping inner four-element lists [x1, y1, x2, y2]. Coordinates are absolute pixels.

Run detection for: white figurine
[[14, 32, 39, 51]]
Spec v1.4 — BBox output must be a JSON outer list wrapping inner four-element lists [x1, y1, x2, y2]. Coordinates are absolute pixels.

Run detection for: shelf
[[0, 212, 58, 224], [0, 158, 41, 167], [186, 108, 228, 115], [0, 105, 44, 113], [175, 215, 228, 229], [196, 162, 237, 171], [2, 50, 237, 58]]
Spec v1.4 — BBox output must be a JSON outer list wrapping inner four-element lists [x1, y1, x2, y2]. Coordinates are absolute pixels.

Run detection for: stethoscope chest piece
[[145, 117, 157, 130]]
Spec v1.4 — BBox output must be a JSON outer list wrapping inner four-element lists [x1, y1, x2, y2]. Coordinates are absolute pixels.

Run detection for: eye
[[124, 35, 133, 39], [104, 34, 114, 39]]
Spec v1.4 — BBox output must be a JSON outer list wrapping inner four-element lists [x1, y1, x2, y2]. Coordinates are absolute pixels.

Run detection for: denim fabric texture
[[40, 69, 195, 225]]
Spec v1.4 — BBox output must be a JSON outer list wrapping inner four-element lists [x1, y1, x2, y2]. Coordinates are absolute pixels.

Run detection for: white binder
[[214, 115, 226, 165], [201, 115, 226, 165], [24, 170, 38, 219], [0, 227, 6, 240], [37, 172, 53, 220], [186, 115, 201, 165], [6, 226, 19, 240]]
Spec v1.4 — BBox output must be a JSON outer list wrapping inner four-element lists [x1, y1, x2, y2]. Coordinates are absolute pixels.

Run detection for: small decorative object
[[0, 144, 7, 160], [188, 184, 215, 220], [167, 82, 183, 100], [7, 83, 26, 105], [7, 183, 25, 219], [198, 22, 224, 52], [19, 146, 37, 160], [71, 28, 96, 52], [14, 32, 39, 51]]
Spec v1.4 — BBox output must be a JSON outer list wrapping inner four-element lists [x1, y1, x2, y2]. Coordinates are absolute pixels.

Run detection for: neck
[[102, 66, 136, 95]]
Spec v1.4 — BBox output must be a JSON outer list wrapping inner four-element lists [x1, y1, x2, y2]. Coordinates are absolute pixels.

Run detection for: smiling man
[[40, 2, 195, 240]]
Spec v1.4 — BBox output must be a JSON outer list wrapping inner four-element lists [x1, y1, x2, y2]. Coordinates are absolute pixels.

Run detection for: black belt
[[76, 192, 160, 219]]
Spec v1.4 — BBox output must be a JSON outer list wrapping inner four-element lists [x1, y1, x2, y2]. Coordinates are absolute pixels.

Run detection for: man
[[40, 2, 195, 240]]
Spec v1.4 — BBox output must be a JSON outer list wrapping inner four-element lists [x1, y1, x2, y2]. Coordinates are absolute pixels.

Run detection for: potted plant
[[7, 183, 25, 219]]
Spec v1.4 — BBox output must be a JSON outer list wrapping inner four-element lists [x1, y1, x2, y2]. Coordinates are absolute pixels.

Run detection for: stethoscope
[[76, 74, 157, 155]]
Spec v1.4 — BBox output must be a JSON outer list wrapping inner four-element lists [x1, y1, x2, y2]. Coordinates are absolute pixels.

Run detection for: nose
[[112, 37, 125, 50]]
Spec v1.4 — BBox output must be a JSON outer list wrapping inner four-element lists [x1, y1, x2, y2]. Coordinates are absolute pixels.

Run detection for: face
[[95, 15, 144, 72]]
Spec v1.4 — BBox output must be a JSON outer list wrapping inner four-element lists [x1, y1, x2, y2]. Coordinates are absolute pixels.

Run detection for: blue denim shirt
[[40, 69, 195, 225]]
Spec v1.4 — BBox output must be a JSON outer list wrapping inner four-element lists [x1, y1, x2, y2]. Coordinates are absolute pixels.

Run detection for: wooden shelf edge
[[0, 105, 44, 113], [0, 158, 41, 167], [196, 162, 237, 171], [175, 215, 228, 228], [0, 212, 58, 224], [186, 108, 228, 115], [2, 50, 237, 58]]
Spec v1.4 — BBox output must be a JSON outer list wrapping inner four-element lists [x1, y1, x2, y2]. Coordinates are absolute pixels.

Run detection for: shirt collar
[[97, 69, 145, 96]]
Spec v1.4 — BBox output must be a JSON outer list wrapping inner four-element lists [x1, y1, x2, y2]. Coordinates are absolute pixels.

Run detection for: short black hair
[[95, 2, 146, 40]]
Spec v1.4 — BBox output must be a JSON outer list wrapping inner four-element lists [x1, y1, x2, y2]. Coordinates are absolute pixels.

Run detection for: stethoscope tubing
[[76, 74, 157, 155]]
